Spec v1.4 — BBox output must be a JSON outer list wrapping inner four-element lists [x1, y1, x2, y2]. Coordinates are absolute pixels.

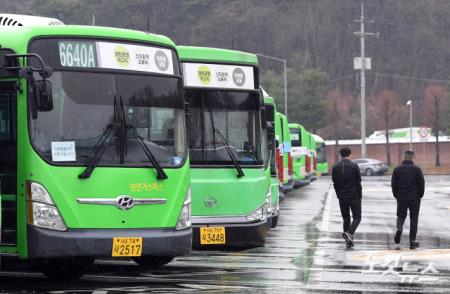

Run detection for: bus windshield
[[187, 89, 265, 166], [316, 142, 327, 163], [29, 71, 186, 167], [289, 128, 302, 146], [265, 104, 276, 175]]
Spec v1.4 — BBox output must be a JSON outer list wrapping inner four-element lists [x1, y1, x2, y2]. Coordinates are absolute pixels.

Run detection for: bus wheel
[[271, 215, 279, 228], [37, 257, 94, 279], [133, 256, 174, 268]]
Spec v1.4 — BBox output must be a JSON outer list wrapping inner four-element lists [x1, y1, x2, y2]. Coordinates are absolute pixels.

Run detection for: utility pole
[[256, 54, 288, 119], [283, 59, 287, 119], [407, 100, 412, 150], [353, 0, 378, 158]]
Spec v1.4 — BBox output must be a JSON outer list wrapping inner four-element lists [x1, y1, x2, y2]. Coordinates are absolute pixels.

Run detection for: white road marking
[[312, 185, 334, 284], [363, 187, 450, 192], [320, 186, 334, 232], [349, 248, 450, 261]]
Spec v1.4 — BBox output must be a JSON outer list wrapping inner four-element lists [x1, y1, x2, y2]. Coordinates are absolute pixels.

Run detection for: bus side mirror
[[184, 102, 190, 116], [267, 121, 275, 136], [34, 80, 53, 111], [268, 139, 275, 151]]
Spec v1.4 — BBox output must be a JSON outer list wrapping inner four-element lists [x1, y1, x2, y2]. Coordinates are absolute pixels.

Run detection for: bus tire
[[133, 256, 174, 268], [271, 215, 279, 228], [37, 257, 94, 279]]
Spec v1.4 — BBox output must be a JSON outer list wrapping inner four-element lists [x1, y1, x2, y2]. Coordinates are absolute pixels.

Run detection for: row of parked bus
[[263, 91, 329, 223], [0, 14, 328, 279]]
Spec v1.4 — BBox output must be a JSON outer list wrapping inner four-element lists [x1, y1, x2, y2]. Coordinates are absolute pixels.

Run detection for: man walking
[[391, 150, 425, 249], [332, 147, 362, 248]]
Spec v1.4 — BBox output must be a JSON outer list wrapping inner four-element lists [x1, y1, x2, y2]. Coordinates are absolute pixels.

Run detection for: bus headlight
[[176, 188, 192, 230], [246, 205, 266, 222], [247, 187, 271, 222], [27, 182, 67, 231], [31, 202, 67, 231], [266, 187, 272, 214]]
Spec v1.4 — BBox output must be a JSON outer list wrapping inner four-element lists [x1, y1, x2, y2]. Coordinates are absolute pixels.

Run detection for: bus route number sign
[[200, 227, 226, 245], [59, 41, 98, 68], [111, 237, 143, 257]]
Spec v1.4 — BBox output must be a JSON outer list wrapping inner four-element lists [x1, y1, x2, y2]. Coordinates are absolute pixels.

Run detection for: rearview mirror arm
[[5, 53, 53, 79]]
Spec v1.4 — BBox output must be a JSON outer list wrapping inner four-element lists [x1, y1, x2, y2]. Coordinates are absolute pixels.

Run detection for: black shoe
[[394, 230, 402, 244], [410, 241, 420, 250], [343, 232, 353, 248]]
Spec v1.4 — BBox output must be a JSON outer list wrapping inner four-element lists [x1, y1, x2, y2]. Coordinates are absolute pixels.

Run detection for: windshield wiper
[[78, 124, 114, 179], [79, 96, 122, 179], [118, 97, 168, 180], [79, 96, 168, 180], [127, 125, 168, 180], [214, 128, 245, 178]]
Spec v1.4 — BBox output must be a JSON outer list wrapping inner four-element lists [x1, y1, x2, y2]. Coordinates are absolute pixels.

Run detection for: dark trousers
[[396, 199, 421, 242], [338, 197, 361, 234]]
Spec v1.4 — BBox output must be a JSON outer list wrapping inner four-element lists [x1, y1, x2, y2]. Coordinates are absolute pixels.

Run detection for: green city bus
[[274, 112, 287, 192], [178, 46, 271, 247], [277, 113, 294, 193], [289, 123, 310, 187], [0, 17, 192, 278], [309, 132, 317, 181], [262, 89, 281, 228], [313, 134, 329, 175]]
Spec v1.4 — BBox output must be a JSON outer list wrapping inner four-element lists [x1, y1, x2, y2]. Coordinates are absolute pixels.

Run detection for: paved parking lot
[[0, 176, 449, 293]]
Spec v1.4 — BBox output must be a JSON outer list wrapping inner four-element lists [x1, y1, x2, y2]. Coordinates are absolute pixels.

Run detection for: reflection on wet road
[[0, 176, 449, 293], [307, 175, 450, 293]]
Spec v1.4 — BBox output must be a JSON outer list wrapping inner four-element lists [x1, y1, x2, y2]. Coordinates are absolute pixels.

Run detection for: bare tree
[[371, 90, 403, 165], [423, 85, 448, 167], [320, 89, 354, 162]]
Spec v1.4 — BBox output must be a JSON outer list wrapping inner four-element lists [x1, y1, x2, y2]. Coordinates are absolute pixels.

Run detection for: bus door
[[0, 82, 17, 246]]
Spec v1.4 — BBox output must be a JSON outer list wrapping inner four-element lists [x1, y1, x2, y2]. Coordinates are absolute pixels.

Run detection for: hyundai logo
[[115, 195, 134, 210], [204, 197, 218, 208]]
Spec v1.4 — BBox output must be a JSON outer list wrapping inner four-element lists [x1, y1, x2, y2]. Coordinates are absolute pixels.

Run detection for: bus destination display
[[58, 40, 174, 75]]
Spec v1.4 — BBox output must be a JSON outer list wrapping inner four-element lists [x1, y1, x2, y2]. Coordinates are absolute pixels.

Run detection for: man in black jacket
[[332, 147, 362, 248], [391, 150, 425, 249]]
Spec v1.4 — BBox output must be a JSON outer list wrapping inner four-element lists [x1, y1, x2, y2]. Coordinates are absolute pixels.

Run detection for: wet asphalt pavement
[[0, 175, 449, 293]]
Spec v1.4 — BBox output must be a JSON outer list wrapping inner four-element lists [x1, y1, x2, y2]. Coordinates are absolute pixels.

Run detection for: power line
[[374, 72, 448, 84], [328, 72, 448, 84]]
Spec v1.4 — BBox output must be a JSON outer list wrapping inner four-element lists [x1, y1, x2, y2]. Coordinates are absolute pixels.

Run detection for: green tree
[[260, 69, 286, 113], [261, 68, 328, 132], [291, 69, 328, 132]]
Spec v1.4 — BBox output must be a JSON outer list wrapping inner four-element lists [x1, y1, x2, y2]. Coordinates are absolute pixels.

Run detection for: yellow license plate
[[112, 237, 143, 257], [200, 227, 226, 245]]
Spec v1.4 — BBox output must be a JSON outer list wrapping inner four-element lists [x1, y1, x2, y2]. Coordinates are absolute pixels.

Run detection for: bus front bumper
[[283, 180, 294, 193], [27, 225, 192, 258], [293, 178, 311, 187], [192, 218, 267, 248]]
